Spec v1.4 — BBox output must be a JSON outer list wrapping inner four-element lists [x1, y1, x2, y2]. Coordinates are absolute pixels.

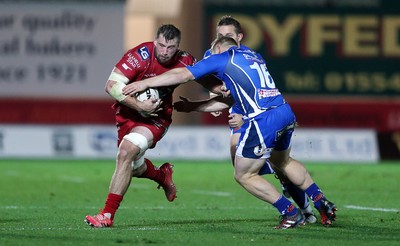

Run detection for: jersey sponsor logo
[[258, 88, 281, 98], [127, 53, 140, 69], [138, 46, 150, 60], [253, 145, 267, 156], [242, 53, 262, 63], [276, 121, 296, 139]]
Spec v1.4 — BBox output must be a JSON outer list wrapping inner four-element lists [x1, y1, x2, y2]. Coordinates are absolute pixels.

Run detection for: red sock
[[102, 193, 123, 220], [140, 158, 163, 182]]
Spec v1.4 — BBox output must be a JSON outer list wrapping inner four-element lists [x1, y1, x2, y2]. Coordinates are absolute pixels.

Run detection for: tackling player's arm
[[196, 75, 224, 95], [174, 95, 233, 113], [105, 67, 160, 115], [122, 54, 227, 97], [122, 67, 194, 96]]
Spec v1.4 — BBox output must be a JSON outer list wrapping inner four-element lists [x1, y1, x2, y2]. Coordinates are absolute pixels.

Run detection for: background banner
[[204, 1, 400, 97], [0, 125, 380, 163], [0, 3, 124, 98]]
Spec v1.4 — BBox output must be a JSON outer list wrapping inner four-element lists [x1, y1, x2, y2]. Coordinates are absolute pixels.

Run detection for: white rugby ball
[[136, 88, 160, 102]]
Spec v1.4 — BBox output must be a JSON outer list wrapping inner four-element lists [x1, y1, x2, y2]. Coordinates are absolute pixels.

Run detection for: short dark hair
[[211, 36, 238, 53], [217, 15, 242, 34], [156, 24, 181, 43]]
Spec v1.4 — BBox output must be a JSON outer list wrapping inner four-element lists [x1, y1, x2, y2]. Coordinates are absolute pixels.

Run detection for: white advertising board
[[0, 2, 123, 98], [290, 128, 380, 163], [0, 125, 379, 163]]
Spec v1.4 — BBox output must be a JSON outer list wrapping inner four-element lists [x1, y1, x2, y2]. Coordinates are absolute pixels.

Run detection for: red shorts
[[115, 106, 172, 148]]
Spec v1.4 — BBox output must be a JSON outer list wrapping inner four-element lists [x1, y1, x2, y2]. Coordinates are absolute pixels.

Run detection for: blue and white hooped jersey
[[189, 47, 285, 119]]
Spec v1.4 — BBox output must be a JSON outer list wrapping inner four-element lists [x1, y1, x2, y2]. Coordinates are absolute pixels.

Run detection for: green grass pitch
[[0, 159, 399, 245]]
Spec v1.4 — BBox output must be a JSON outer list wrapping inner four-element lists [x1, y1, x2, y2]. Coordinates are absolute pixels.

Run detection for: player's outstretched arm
[[173, 95, 233, 113], [122, 67, 194, 96], [196, 75, 224, 94]]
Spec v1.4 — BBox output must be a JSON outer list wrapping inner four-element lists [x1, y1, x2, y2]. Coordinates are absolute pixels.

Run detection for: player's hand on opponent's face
[[123, 82, 147, 96], [139, 98, 163, 117], [228, 113, 244, 128], [173, 96, 192, 113]]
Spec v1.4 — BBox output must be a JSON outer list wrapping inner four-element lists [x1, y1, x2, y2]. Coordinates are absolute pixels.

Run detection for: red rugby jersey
[[114, 41, 196, 121]]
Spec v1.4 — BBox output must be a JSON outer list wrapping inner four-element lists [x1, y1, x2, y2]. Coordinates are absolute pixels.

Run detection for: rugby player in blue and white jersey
[[122, 36, 337, 229], [201, 16, 317, 224]]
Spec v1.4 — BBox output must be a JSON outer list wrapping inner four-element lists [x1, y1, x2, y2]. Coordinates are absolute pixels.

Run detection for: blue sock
[[273, 195, 297, 216], [305, 183, 324, 210], [285, 183, 309, 209]]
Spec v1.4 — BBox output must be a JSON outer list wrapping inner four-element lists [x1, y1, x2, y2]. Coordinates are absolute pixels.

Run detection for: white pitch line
[[60, 176, 85, 183], [124, 227, 161, 231], [345, 205, 399, 212], [191, 190, 232, 197], [1, 205, 272, 210], [0, 227, 162, 231]]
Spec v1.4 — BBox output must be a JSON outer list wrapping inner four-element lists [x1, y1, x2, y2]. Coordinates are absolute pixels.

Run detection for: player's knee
[[117, 133, 148, 168], [116, 148, 131, 163], [233, 173, 240, 183], [234, 171, 248, 186]]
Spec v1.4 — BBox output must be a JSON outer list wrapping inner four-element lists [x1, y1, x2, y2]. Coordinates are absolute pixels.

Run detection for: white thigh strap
[[123, 132, 149, 153]]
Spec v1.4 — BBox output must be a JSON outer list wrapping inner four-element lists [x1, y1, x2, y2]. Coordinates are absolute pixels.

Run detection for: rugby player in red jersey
[[85, 24, 196, 228]]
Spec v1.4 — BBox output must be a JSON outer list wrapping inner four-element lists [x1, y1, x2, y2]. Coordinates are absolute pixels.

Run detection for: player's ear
[[211, 46, 217, 55], [237, 33, 243, 43]]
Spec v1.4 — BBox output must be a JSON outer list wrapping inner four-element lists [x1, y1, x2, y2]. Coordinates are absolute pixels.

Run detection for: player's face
[[154, 34, 179, 64], [216, 25, 243, 45]]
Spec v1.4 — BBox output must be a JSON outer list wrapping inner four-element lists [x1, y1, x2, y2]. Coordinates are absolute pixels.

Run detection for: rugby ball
[[136, 88, 160, 102]]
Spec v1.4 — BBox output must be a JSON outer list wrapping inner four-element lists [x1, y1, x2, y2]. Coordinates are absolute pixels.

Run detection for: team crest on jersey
[[138, 46, 150, 60]]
